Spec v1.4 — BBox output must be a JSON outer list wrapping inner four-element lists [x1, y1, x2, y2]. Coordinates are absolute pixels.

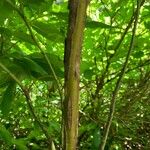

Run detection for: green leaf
[[0, 124, 27, 149], [84, 69, 94, 79], [0, 73, 11, 88], [23, 57, 48, 75], [0, 27, 12, 37], [0, 0, 15, 24], [0, 82, 16, 116], [80, 123, 97, 134], [80, 61, 93, 73], [32, 21, 64, 42], [0, 55, 28, 81], [51, 12, 68, 21], [27, 129, 43, 140], [14, 56, 48, 77], [144, 21, 150, 29], [91, 128, 101, 150], [48, 120, 60, 134], [14, 31, 35, 45], [133, 51, 144, 58], [29, 53, 64, 78], [22, 0, 53, 15], [0, 124, 12, 145], [13, 139, 27, 150], [0, 56, 12, 68], [86, 21, 115, 29], [23, 0, 45, 5]]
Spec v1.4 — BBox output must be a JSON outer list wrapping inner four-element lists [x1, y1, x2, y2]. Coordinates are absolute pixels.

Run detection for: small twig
[[105, 59, 150, 85], [100, 0, 142, 149], [93, 4, 138, 97], [102, 0, 145, 77]]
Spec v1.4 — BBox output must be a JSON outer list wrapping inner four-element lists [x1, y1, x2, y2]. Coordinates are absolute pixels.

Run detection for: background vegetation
[[0, 0, 150, 149]]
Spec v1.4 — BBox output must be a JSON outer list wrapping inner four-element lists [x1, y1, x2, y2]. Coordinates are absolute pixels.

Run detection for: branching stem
[[0, 62, 53, 147], [6, 0, 63, 102], [100, 0, 143, 149]]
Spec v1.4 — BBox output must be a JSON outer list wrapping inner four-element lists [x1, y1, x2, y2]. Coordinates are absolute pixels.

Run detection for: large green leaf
[[84, 69, 94, 79], [14, 30, 35, 45], [23, 0, 45, 5], [0, 124, 12, 145], [48, 120, 60, 134], [0, 73, 11, 88], [133, 51, 144, 58], [12, 139, 27, 150], [0, 27, 12, 37], [0, 124, 27, 149], [13, 56, 48, 78], [144, 21, 150, 29], [0, 56, 12, 68], [29, 52, 64, 78], [51, 12, 68, 21], [91, 128, 101, 150], [86, 21, 115, 29], [22, 0, 53, 13], [0, 82, 16, 116], [32, 21, 64, 42], [0, 55, 28, 81], [80, 61, 93, 73], [0, 0, 15, 24]]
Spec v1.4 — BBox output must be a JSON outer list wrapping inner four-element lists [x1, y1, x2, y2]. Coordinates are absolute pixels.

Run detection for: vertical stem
[[63, 0, 90, 149]]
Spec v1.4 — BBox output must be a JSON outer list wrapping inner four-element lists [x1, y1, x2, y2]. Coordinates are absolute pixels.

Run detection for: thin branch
[[105, 59, 150, 85], [100, 0, 142, 149], [0, 62, 53, 147], [5, 41, 19, 52], [94, 3, 138, 97], [94, 0, 146, 98], [23, 89, 53, 144], [102, 0, 145, 76], [6, 0, 63, 102]]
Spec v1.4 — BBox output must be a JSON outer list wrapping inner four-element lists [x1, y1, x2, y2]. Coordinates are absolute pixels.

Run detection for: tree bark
[[63, 0, 90, 149]]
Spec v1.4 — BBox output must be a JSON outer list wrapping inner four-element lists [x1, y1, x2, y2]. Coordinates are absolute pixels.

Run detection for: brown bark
[[63, 0, 90, 149]]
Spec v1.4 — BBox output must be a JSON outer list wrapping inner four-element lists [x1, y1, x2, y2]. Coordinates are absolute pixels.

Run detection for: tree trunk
[[63, 0, 90, 149]]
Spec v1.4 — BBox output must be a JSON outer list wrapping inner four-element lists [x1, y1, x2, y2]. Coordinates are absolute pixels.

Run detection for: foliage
[[0, 0, 150, 149]]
